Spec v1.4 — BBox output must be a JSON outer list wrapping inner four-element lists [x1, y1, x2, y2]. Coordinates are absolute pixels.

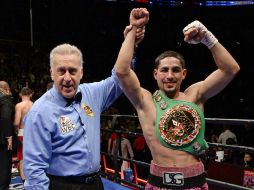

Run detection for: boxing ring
[[100, 114, 254, 190], [10, 116, 254, 190]]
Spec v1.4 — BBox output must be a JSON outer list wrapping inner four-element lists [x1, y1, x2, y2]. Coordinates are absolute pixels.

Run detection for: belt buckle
[[84, 175, 95, 183], [163, 172, 184, 186]]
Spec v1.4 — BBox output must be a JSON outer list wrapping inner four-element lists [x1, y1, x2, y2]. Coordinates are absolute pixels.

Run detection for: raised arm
[[183, 21, 240, 101], [115, 8, 149, 108]]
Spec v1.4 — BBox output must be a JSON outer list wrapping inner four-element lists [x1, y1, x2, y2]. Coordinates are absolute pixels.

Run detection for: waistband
[[150, 160, 205, 178], [47, 171, 100, 184], [147, 173, 207, 189]]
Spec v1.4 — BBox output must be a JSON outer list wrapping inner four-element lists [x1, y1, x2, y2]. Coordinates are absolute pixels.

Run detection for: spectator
[[13, 87, 33, 183], [241, 124, 254, 147], [241, 153, 254, 168], [0, 81, 15, 190], [132, 124, 146, 161], [206, 127, 218, 143], [218, 125, 237, 145], [111, 132, 134, 179]]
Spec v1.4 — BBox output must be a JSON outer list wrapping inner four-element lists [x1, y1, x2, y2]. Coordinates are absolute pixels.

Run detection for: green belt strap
[[153, 90, 208, 156]]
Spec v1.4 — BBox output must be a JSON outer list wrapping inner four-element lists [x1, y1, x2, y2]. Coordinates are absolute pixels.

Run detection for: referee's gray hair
[[49, 43, 84, 67]]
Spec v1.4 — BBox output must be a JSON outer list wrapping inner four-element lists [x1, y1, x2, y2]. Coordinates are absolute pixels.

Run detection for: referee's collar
[[50, 86, 81, 107]]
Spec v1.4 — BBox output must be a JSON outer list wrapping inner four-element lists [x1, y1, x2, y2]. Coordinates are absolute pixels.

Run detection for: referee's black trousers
[[48, 174, 104, 190]]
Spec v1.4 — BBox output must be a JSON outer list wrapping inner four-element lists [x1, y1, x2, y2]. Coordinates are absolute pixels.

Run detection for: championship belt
[[159, 104, 201, 147], [153, 90, 208, 155]]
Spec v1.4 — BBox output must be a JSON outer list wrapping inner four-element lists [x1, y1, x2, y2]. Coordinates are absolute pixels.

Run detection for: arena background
[[0, 0, 253, 119]]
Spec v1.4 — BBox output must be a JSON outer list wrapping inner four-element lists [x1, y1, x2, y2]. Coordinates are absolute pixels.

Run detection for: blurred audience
[[218, 125, 237, 145], [241, 153, 254, 168]]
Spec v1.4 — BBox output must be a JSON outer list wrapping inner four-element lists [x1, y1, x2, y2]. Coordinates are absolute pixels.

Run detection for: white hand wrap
[[183, 20, 218, 49]]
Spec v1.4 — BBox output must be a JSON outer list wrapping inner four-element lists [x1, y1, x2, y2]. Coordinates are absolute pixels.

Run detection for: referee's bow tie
[[65, 92, 82, 107]]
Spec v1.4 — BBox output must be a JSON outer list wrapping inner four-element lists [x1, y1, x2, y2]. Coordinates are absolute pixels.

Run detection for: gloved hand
[[183, 20, 218, 49]]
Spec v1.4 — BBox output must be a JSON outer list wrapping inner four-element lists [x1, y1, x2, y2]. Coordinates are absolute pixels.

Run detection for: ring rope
[[101, 151, 150, 168], [206, 178, 252, 190], [101, 128, 254, 153], [205, 117, 254, 125], [100, 170, 144, 190], [208, 142, 254, 153], [102, 114, 254, 125]]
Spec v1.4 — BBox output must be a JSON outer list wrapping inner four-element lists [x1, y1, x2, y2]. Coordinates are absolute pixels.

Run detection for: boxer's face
[[154, 56, 186, 97]]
